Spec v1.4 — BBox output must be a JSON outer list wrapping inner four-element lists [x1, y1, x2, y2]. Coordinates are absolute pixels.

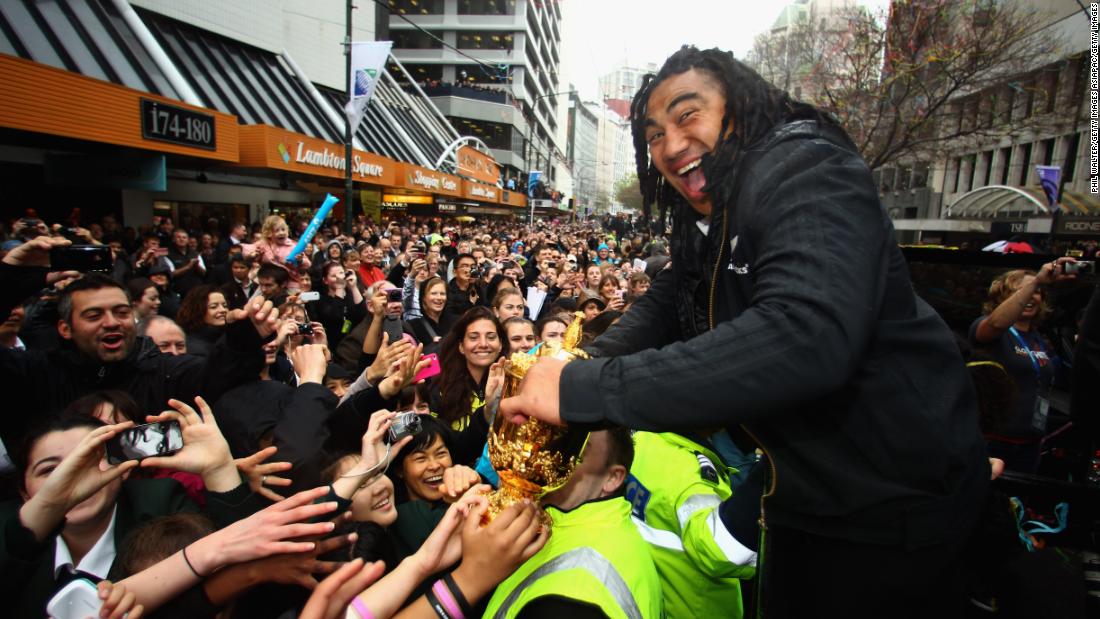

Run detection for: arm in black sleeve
[[345, 290, 368, 326], [561, 140, 885, 429], [447, 406, 490, 465], [271, 383, 337, 494], [197, 321, 269, 404], [0, 263, 48, 319], [386, 261, 407, 286], [583, 266, 680, 359], [519, 596, 609, 619], [1072, 284, 1100, 448], [325, 385, 397, 453]]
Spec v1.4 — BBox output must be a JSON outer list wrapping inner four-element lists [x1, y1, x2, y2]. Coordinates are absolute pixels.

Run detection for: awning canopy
[[0, 0, 179, 98], [945, 185, 1100, 218]]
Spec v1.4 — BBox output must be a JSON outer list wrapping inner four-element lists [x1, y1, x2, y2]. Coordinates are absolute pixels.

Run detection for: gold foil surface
[[482, 313, 590, 524]]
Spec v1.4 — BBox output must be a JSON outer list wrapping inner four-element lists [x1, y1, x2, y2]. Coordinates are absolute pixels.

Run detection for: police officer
[[484, 428, 662, 619], [627, 431, 758, 618]]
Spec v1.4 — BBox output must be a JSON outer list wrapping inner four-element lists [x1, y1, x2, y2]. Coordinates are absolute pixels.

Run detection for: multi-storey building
[[598, 61, 656, 102], [386, 0, 563, 187]]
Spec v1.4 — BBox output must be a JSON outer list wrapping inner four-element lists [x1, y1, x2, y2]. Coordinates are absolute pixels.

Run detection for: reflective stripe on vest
[[676, 493, 720, 530], [491, 547, 644, 619], [631, 515, 685, 552]]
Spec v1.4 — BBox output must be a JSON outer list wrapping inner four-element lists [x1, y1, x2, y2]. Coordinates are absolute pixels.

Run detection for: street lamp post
[[523, 89, 576, 225]]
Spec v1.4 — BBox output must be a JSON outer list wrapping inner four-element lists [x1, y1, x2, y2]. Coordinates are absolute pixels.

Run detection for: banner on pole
[[345, 42, 393, 134], [527, 170, 542, 198], [1035, 165, 1061, 209]]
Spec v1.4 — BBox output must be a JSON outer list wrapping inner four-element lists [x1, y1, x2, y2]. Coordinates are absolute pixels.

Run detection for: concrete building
[[386, 0, 563, 184], [886, 0, 1097, 244], [567, 92, 598, 213], [598, 61, 656, 102]]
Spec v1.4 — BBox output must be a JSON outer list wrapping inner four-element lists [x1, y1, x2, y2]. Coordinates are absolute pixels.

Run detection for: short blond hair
[[983, 269, 1051, 324]]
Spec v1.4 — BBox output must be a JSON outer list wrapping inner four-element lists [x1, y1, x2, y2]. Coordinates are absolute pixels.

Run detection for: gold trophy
[[483, 312, 590, 524]]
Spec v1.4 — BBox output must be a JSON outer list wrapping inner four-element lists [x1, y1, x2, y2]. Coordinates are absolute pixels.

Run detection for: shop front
[[0, 54, 239, 225]]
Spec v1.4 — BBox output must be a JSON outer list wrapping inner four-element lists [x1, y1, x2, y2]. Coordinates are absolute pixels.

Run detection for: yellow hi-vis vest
[[626, 432, 757, 619], [482, 497, 662, 619]]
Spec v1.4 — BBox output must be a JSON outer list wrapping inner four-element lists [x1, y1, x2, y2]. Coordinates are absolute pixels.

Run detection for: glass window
[[1016, 143, 1032, 186], [388, 0, 443, 15], [404, 64, 443, 82], [458, 0, 516, 15], [1063, 133, 1080, 182], [391, 30, 443, 49], [456, 31, 514, 50]]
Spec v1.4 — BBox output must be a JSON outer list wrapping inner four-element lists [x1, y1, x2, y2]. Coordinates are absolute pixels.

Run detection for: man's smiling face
[[643, 69, 728, 216]]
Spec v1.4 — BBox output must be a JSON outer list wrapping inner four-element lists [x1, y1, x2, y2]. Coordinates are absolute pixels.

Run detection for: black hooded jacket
[[0, 264, 267, 448], [560, 121, 989, 547]]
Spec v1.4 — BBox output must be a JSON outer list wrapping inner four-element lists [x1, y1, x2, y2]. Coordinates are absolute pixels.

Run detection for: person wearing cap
[[147, 260, 181, 320], [579, 297, 606, 322]]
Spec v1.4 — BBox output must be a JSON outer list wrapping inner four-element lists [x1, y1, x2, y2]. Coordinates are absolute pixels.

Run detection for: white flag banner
[[345, 41, 393, 133]]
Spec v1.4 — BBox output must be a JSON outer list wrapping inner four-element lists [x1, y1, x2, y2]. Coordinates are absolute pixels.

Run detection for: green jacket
[[484, 497, 662, 619], [627, 432, 757, 619]]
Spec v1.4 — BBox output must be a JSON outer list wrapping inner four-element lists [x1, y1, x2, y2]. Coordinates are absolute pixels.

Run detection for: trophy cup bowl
[[482, 313, 590, 524]]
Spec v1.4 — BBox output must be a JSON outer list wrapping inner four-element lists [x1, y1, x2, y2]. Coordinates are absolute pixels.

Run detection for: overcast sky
[[560, 0, 889, 101]]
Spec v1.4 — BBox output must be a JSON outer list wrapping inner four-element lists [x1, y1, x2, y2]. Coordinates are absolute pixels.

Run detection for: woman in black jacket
[[407, 276, 456, 352], [176, 285, 228, 358], [307, 262, 367, 350]]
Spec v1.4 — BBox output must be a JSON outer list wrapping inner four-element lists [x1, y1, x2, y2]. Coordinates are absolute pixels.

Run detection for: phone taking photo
[[50, 245, 112, 273], [106, 421, 183, 465]]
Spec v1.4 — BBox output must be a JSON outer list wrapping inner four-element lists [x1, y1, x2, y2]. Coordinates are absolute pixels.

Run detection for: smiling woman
[[429, 306, 504, 465], [175, 285, 227, 358]]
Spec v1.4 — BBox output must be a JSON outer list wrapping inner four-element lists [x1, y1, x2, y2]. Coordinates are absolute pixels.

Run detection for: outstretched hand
[[498, 357, 567, 426], [142, 397, 238, 492], [299, 558, 386, 619], [236, 446, 293, 502]]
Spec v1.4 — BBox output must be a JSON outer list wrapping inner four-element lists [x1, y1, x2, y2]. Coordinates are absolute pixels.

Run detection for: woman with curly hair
[[175, 285, 229, 357]]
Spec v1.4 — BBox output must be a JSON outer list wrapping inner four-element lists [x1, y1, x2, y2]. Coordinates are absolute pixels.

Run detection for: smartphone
[[413, 353, 441, 382], [106, 421, 183, 465], [154, 247, 169, 257], [46, 578, 101, 619], [50, 245, 112, 272], [299, 291, 320, 302], [1062, 260, 1095, 275], [383, 315, 404, 345], [386, 288, 403, 303]]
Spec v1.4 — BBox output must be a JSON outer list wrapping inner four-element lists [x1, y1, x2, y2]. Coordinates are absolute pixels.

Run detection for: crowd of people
[[1, 44, 1098, 619]]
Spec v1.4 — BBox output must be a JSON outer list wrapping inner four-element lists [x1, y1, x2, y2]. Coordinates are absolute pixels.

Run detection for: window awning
[[138, 8, 343, 145], [945, 185, 1100, 218], [0, 0, 178, 97]]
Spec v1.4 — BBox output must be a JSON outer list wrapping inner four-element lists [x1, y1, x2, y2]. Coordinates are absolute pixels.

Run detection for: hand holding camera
[[141, 397, 239, 492], [19, 421, 139, 541]]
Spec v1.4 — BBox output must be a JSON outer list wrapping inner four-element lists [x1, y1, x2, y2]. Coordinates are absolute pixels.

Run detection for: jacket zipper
[[706, 214, 777, 618]]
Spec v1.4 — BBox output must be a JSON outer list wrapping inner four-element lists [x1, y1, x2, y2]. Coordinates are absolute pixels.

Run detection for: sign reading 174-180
[[140, 99, 216, 150]]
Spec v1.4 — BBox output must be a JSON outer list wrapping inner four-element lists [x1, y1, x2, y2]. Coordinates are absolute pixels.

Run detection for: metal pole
[[344, 0, 354, 235]]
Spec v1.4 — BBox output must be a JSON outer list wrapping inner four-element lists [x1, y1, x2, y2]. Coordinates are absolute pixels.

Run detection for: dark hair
[[536, 313, 570, 340], [15, 414, 105, 491], [111, 513, 215, 579], [418, 276, 446, 319], [596, 274, 620, 301], [581, 310, 622, 345], [176, 284, 221, 333], [257, 264, 289, 286], [603, 427, 635, 496], [320, 261, 345, 285], [126, 277, 156, 304], [388, 415, 453, 502], [64, 390, 142, 424], [58, 274, 128, 323], [502, 316, 535, 356], [630, 45, 836, 225], [435, 307, 503, 424]]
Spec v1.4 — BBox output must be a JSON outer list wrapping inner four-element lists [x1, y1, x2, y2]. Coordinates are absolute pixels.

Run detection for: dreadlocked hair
[[629, 45, 837, 227]]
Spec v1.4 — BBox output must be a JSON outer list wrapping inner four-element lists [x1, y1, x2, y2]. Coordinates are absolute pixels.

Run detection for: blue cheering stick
[[286, 193, 338, 265]]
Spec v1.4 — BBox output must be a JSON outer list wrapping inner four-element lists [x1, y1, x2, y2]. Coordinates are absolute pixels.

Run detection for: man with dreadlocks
[[501, 46, 989, 616]]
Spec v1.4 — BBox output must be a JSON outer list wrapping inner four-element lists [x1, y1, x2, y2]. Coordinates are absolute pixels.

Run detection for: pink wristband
[[432, 580, 465, 619], [350, 597, 374, 619]]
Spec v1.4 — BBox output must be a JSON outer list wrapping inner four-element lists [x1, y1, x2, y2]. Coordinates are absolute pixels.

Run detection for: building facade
[[386, 0, 563, 186]]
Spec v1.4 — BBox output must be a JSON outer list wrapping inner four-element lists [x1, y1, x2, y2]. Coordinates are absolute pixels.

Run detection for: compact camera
[[297, 322, 314, 335], [387, 411, 423, 444]]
